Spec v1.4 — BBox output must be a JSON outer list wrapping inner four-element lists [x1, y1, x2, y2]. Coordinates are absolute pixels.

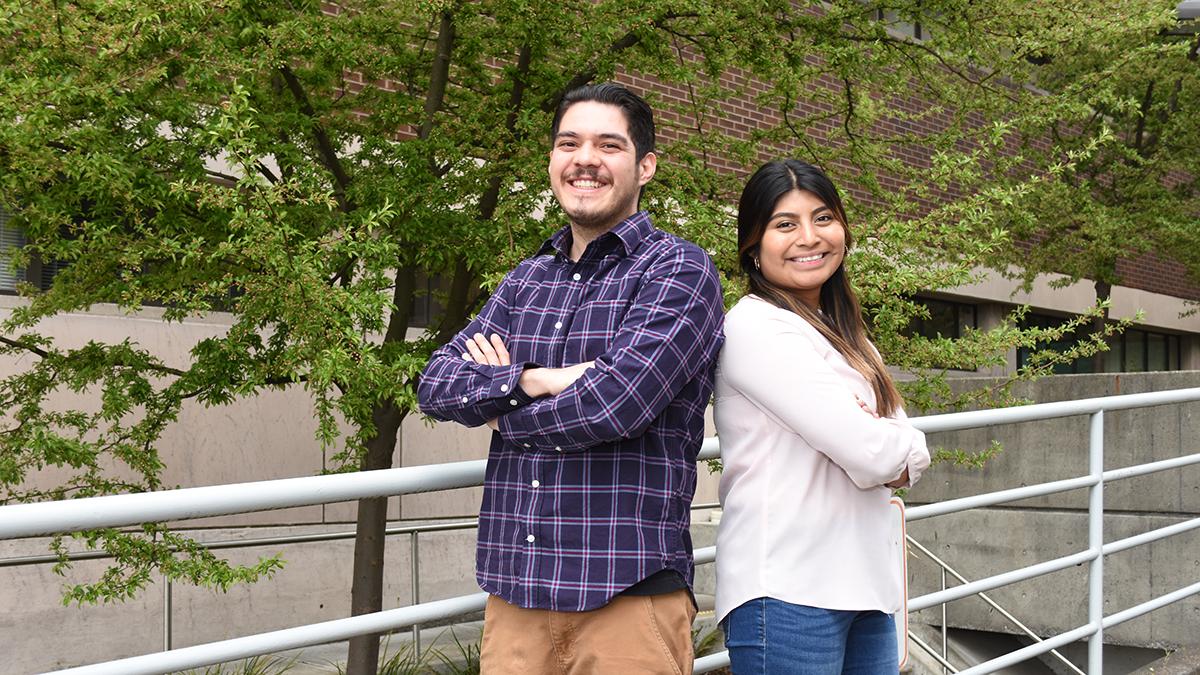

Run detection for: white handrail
[[0, 459, 488, 539], [911, 386, 1200, 433]]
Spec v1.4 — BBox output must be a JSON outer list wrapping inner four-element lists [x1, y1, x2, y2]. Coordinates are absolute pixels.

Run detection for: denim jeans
[[721, 597, 898, 674]]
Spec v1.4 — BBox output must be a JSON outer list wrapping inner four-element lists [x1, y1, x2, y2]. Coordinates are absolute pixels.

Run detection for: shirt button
[[554, 446, 562, 452], [531, 480, 540, 488], [523, 442, 531, 448], [554, 321, 563, 329], [461, 396, 468, 403], [499, 384, 509, 392], [510, 399, 519, 406], [526, 534, 536, 543], [572, 273, 582, 281]]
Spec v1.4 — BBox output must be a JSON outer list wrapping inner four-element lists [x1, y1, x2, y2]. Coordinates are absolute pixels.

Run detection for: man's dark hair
[[551, 83, 656, 161]]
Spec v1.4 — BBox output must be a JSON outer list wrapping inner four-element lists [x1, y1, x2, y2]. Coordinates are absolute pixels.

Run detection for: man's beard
[[560, 171, 637, 231]]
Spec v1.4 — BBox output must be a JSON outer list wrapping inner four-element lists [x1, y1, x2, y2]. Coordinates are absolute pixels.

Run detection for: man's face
[[549, 101, 656, 231]]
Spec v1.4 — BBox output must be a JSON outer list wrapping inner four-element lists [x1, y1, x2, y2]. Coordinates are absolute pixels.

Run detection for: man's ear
[[638, 152, 657, 186]]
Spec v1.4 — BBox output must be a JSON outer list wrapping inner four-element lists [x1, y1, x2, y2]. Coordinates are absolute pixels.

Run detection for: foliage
[[692, 623, 725, 659], [331, 631, 479, 675], [0, 0, 1177, 660], [428, 629, 481, 675], [931, 440, 1004, 471], [981, 3, 1200, 355]]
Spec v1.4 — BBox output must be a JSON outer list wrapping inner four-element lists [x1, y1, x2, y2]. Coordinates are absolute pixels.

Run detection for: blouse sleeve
[[721, 310, 929, 490]]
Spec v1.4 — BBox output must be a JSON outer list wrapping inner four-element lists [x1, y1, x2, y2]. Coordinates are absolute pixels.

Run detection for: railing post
[[1088, 411, 1104, 674], [411, 531, 421, 659], [941, 567, 949, 673], [163, 575, 173, 652]]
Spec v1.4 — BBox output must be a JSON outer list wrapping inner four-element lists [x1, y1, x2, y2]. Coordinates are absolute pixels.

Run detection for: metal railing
[[2, 387, 1200, 674]]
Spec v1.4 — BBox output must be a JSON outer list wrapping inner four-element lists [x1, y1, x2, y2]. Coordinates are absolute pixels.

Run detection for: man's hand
[[462, 333, 511, 367], [460, 332, 593, 426], [519, 361, 594, 398], [461, 333, 510, 430]]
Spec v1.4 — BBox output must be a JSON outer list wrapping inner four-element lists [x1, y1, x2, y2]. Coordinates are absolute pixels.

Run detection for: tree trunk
[[1092, 279, 1112, 374], [345, 401, 406, 675]]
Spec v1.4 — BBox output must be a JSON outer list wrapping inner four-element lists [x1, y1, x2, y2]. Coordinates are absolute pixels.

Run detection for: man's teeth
[[791, 253, 824, 263], [572, 179, 601, 188]]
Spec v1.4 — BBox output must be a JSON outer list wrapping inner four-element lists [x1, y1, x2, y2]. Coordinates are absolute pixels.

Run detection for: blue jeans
[[721, 597, 898, 674]]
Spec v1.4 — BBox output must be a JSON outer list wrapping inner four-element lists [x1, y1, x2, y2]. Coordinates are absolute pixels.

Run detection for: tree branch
[[278, 64, 355, 212], [419, 11, 455, 143], [1133, 79, 1154, 157], [0, 336, 188, 377]]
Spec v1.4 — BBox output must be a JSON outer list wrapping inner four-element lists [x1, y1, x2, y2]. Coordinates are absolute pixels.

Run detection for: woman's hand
[[885, 468, 910, 489], [856, 395, 908, 488], [855, 395, 879, 419]]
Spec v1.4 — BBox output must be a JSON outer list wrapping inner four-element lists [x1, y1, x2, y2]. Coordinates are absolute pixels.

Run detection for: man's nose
[[574, 142, 600, 166]]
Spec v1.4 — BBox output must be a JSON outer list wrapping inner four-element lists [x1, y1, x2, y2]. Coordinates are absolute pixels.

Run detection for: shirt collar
[[537, 211, 655, 260]]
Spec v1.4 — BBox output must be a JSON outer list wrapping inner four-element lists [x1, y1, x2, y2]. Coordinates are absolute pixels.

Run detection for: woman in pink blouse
[[714, 160, 930, 674]]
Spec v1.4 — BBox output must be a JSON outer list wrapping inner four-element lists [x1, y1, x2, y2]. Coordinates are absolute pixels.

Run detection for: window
[[1016, 313, 1182, 373], [870, 7, 932, 41], [0, 207, 25, 292], [905, 296, 977, 340], [0, 206, 68, 293]]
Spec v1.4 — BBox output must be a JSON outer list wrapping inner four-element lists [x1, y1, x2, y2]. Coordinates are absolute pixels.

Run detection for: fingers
[[489, 333, 511, 366], [855, 395, 880, 418], [464, 333, 507, 366]]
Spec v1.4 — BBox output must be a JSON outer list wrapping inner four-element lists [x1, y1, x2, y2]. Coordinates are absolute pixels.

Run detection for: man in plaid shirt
[[418, 83, 723, 674]]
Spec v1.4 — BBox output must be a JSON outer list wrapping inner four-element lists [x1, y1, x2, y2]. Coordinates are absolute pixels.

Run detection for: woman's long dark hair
[[737, 159, 901, 417]]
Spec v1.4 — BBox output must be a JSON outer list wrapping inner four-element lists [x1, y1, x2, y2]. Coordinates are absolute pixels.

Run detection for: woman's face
[[756, 189, 846, 309]]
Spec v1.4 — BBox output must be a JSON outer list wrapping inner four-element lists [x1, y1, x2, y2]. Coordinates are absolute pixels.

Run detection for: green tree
[[986, 3, 1200, 371], [0, 0, 1148, 672]]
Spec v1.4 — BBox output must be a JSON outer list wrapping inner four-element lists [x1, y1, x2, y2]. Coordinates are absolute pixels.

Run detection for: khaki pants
[[479, 590, 697, 675]]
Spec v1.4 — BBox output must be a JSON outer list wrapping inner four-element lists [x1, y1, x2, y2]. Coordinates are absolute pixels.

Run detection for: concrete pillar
[[974, 302, 1014, 376], [1181, 333, 1200, 371]]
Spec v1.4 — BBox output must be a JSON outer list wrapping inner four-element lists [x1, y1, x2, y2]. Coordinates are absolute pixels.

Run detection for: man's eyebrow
[[553, 131, 631, 145], [597, 132, 631, 145]]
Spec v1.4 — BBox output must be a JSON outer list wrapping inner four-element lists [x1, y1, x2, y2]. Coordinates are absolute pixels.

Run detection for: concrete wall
[[905, 371, 1200, 650]]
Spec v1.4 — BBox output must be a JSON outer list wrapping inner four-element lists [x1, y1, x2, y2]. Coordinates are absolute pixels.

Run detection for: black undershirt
[[618, 569, 697, 609]]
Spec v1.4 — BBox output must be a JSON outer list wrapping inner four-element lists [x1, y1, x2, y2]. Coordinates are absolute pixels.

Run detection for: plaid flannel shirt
[[418, 211, 724, 611]]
